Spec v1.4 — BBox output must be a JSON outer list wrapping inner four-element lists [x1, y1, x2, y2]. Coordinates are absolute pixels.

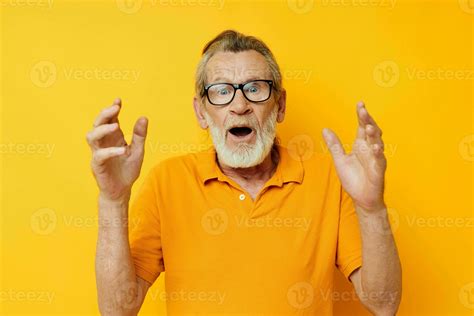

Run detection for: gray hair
[[195, 30, 283, 101]]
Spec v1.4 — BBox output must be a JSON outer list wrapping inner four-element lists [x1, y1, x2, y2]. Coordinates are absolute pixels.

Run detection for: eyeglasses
[[203, 80, 274, 106]]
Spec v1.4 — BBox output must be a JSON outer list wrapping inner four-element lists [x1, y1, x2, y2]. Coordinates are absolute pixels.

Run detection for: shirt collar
[[197, 144, 304, 186]]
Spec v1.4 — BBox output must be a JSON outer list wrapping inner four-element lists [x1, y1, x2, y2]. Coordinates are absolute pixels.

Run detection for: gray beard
[[204, 106, 278, 168]]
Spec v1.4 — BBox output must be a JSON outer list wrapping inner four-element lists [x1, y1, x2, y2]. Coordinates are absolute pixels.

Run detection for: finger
[[356, 102, 367, 140], [372, 143, 385, 159], [357, 101, 382, 132], [110, 98, 122, 124], [93, 99, 122, 128], [322, 128, 346, 161], [86, 123, 119, 148], [365, 128, 386, 168], [356, 125, 366, 140], [92, 146, 126, 165], [365, 124, 384, 148], [131, 117, 148, 152], [371, 143, 387, 174], [113, 97, 121, 106]]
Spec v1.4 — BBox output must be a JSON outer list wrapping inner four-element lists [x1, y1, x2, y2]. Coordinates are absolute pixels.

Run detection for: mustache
[[224, 115, 259, 130]]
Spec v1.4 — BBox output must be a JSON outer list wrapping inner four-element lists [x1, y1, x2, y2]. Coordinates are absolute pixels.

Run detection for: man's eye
[[217, 89, 230, 95], [246, 86, 259, 93]]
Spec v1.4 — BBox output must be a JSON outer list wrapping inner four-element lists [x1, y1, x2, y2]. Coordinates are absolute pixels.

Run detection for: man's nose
[[229, 89, 252, 115]]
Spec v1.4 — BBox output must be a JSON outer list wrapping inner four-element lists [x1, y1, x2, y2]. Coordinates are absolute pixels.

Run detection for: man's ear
[[276, 89, 287, 123], [193, 96, 208, 129]]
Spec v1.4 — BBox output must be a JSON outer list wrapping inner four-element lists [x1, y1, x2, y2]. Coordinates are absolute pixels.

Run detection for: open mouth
[[228, 126, 253, 137]]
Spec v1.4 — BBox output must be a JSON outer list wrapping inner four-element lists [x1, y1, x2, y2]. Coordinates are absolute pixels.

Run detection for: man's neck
[[218, 145, 280, 192]]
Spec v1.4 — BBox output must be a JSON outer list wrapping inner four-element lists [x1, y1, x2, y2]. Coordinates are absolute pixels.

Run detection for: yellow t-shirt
[[129, 145, 362, 315]]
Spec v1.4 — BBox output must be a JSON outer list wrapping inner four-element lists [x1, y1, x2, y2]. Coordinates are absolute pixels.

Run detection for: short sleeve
[[335, 187, 362, 282], [129, 166, 164, 285]]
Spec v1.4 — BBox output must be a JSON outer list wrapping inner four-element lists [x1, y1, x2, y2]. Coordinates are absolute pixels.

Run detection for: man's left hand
[[322, 101, 387, 213]]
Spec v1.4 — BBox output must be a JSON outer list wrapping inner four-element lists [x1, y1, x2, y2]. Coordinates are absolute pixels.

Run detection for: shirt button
[[239, 194, 245, 201]]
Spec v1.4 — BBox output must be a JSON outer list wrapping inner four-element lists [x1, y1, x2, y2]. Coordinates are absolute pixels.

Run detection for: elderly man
[[88, 30, 402, 315]]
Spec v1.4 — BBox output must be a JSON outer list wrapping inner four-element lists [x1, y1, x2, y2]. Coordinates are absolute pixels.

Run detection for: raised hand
[[322, 101, 387, 213], [86, 98, 148, 201]]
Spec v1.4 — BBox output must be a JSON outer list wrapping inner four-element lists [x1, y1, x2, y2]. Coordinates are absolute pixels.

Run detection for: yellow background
[[1, 0, 472, 314]]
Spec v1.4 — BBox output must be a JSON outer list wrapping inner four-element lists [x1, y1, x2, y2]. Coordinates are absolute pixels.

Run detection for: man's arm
[[323, 101, 402, 315], [95, 194, 152, 315], [86, 98, 151, 315], [349, 206, 402, 316]]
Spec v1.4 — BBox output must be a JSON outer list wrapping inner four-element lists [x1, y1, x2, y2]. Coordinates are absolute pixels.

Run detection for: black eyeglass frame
[[203, 79, 274, 106]]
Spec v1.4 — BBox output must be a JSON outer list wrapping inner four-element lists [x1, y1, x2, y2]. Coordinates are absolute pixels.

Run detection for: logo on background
[[373, 60, 400, 88], [386, 207, 400, 233], [459, 282, 474, 309], [459, 0, 474, 14], [116, 0, 142, 14], [287, 281, 314, 309], [30, 208, 57, 235], [365, 207, 400, 235], [201, 208, 228, 235], [287, 0, 314, 14], [287, 134, 315, 161], [115, 280, 144, 310], [459, 134, 474, 162], [30, 61, 57, 88]]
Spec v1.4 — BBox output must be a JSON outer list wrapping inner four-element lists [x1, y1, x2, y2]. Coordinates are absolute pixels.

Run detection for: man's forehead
[[205, 51, 272, 83]]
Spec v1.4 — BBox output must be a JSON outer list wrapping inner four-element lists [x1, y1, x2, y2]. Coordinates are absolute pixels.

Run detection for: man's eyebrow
[[208, 76, 268, 84]]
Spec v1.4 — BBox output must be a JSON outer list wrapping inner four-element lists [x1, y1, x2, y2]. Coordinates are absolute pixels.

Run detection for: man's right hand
[[86, 98, 148, 201]]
